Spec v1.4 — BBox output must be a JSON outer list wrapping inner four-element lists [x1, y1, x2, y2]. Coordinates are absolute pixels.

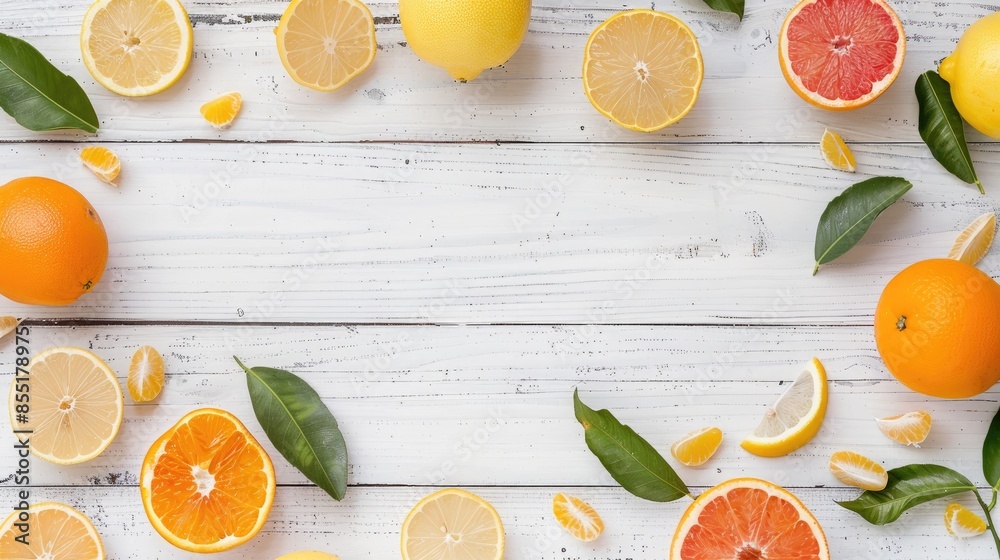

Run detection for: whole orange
[[0, 177, 109, 306], [874, 258, 1000, 398]]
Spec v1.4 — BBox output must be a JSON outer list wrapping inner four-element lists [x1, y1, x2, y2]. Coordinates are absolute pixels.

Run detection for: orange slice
[[948, 212, 996, 266], [582, 9, 703, 132], [140, 408, 276, 552], [0, 317, 19, 341], [671, 478, 830, 560], [401, 488, 504, 560], [276, 0, 377, 92], [127, 345, 165, 402], [875, 411, 932, 447], [80, 146, 121, 186], [779, 0, 905, 110], [552, 492, 604, 542], [0, 502, 104, 559], [945, 503, 987, 538], [819, 128, 856, 172], [828, 450, 888, 491], [201, 92, 243, 129], [7, 347, 124, 465], [671, 426, 723, 467]]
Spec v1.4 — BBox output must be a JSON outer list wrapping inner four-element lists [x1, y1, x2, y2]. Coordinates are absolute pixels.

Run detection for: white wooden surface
[[1, 0, 999, 558]]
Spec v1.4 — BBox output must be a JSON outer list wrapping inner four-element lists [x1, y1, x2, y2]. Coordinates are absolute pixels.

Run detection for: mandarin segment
[[552, 493, 604, 542], [128, 345, 165, 402]]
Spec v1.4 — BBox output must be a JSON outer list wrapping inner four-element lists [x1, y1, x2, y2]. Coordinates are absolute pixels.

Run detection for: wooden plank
[[0, 485, 992, 559], [0, 0, 994, 143], [1, 142, 998, 323], [1, 325, 995, 488]]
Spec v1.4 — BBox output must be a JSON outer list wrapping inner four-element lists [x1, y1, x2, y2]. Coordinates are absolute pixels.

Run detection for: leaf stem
[[977, 179, 987, 195], [975, 489, 1000, 557], [990, 486, 998, 512]]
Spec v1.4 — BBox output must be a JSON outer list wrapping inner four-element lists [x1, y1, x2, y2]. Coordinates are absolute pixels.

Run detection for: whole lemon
[[399, 0, 531, 81], [0, 177, 108, 306], [938, 12, 1000, 139], [276, 553, 340, 560], [874, 259, 1000, 398]]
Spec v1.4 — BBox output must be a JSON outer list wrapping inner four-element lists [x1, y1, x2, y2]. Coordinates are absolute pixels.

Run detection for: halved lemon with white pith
[[401, 488, 504, 560], [741, 358, 828, 457], [81, 0, 194, 97]]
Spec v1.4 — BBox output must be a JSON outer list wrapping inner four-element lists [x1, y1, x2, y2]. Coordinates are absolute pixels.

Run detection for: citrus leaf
[[0, 33, 99, 133], [813, 176, 912, 275], [573, 389, 689, 502], [837, 464, 975, 525], [916, 71, 983, 194], [984, 406, 1000, 488], [237, 357, 348, 501], [701, 0, 744, 20]]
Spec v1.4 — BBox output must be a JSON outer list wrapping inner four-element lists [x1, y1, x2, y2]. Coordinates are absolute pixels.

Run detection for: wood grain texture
[[1, 142, 997, 323], [0, 0, 995, 142]]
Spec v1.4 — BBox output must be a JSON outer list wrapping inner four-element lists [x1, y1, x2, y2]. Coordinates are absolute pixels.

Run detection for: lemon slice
[[81, 0, 194, 97], [276, 0, 377, 92], [670, 426, 723, 467], [8, 347, 124, 464], [80, 146, 122, 186], [949, 212, 996, 265], [401, 488, 504, 560], [127, 345, 165, 402], [945, 503, 988, 538], [0, 502, 104, 559], [201, 92, 243, 129], [820, 128, 857, 172], [828, 450, 888, 491], [875, 411, 932, 447], [0, 316, 20, 341], [741, 358, 828, 457]]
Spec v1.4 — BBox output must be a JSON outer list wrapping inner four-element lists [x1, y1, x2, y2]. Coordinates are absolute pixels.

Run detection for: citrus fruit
[[0, 177, 108, 306], [741, 358, 828, 457], [127, 345, 165, 402], [81, 0, 194, 97], [0, 317, 19, 341], [201, 92, 243, 128], [670, 478, 829, 560], [276, 0, 376, 92], [949, 212, 996, 266], [819, 128, 856, 172], [0, 502, 104, 559], [938, 12, 1000, 139], [8, 347, 123, 465], [828, 450, 888, 491], [670, 426, 723, 467], [80, 146, 121, 186], [399, 0, 530, 82], [582, 9, 703, 132], [277, 553, 341, 560], [552, 492, 603, 542], [945, 503, 987, 538], [874, 258, 1000, 398], [778, 0, 905, 110], [875, 411, 932, 446], [401, 488, 504, 560], [140, 408, 276, 552]]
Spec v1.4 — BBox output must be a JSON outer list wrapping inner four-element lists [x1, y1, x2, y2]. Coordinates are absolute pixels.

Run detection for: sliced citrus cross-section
[[670, 478, 830, 560], [201, 92, 243, 129], [80, 146, 121, 186], [828, 450, 888, 491], [779, 0, 905, 110], [949, 212, 996, 266], [741, 358, 828, 457], [945, 503, 987, 538], [671, 426, 723, 467], [552, 492, 604, 542], [141, 408, 276, 553], [875, 410, 932, 447], [0, 502, 104, 559], [128, 345, 165, 402], [820, 128, 856, 172], [7, 347, 124, 465], [276, 0, 377, 92], [583, 9, 703, 132], [401, 488, 504, 560], [0, 317, 19, 341], [81, 0, 194, 97]]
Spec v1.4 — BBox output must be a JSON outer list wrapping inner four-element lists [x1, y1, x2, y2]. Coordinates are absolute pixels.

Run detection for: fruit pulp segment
[[786, 0, 900, 101]]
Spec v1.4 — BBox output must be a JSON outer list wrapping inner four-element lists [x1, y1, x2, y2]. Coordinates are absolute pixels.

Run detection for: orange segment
[[819, 128, 856, 172], [582, 9, 703, 132], [670, 478, 829, 560], [0, 317, 19, 341], [949, 212, 996, 266], [945, 503, 987, 538], [201, 92, 243, 129], [80, 146, 121, 186], [875, 411, 932, 447], [552, 493, 604, 542], [0, 502, 104, 559], [128, 345, 165, 402], [828, 450, 888, 491], [140, 408, 276, 553], [276, 0, 377, 92], [671, 426, 723, 467]]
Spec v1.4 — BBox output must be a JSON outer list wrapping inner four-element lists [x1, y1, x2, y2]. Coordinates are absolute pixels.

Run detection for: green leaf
[[813, 176, 912, 275], [984, 406, 1000, 488], [701, 0, 745, 20], [573, 389, 689, 502], [0, 33, 98, 133], [837, 464, 975, 525], [916, 71, 983, 194], [237, 357, 348, 501]]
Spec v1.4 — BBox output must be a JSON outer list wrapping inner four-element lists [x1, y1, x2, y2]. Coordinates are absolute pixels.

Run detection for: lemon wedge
[[741, 358, 828, 457]]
